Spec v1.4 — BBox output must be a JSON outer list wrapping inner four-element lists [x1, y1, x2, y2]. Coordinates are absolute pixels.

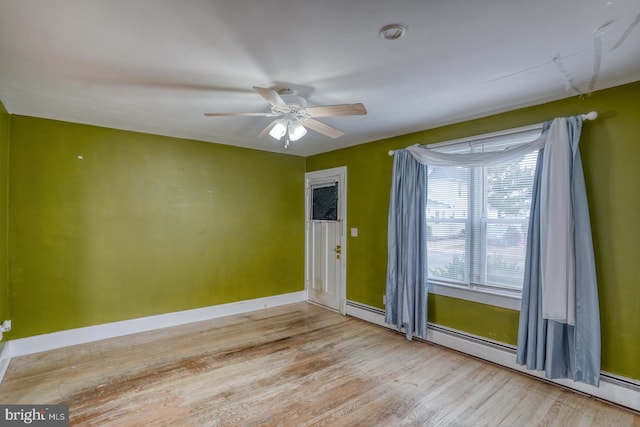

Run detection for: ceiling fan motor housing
[[276, 88, 308, 109]]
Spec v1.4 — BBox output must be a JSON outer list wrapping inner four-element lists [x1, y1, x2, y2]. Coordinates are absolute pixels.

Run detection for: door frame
[[304, 166, 347, 314]]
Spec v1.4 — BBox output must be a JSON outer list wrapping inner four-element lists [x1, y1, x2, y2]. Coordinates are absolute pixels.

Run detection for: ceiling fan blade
[[304, 119, 344, 139], [253, 86, 288, 109], [257, 120, 279, 138], [305, 103, 367, 118], [204, 112, 269, 117]]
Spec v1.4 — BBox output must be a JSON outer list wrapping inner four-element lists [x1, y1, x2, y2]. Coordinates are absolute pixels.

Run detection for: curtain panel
[[385, 150, 429, 340], [385, 117, 600, 386], [516, 117, 601, 386]]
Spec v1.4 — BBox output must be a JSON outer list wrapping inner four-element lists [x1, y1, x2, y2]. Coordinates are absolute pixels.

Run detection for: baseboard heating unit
[[344, 300, 640, 412]]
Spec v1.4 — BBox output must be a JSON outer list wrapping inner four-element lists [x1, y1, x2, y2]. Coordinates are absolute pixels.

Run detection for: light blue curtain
[[516, 116, 601, 386], [386, 117, 600, 385], [385, 150, 428, 340]]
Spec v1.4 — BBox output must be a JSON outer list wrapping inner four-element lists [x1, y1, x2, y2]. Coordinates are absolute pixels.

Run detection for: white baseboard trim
[[0, 291, 305, 383], [0, 343, 11, 384], [345, 300, 640, 412]]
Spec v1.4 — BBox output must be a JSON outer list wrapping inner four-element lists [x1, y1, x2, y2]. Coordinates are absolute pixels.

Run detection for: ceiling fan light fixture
[[288, 122, 307, 142], [269, 120, 287, 140]]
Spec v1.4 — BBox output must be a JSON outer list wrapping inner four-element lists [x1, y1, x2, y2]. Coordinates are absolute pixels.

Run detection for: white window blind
[[426, 128, 542, 293]]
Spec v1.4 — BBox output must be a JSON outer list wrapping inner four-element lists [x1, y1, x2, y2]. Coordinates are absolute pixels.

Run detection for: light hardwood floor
[[0, 303, 638, 426]]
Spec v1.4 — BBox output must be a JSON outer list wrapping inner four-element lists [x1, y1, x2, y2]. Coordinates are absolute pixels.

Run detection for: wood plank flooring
[[0, 303, 638, 426]]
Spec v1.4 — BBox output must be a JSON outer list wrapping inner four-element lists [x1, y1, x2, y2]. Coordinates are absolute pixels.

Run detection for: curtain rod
[[387, 111, 598, 156]]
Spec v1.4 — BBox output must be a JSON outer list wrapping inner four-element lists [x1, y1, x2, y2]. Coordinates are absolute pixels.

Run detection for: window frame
[[424, 123, 544, 311]]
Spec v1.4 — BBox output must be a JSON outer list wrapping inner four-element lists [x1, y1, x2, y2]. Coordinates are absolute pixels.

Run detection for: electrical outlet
[[383, 295, 386, 305]]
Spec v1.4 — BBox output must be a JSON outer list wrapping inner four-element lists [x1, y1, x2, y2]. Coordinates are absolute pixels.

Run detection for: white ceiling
[[1, 1, 639, 156]]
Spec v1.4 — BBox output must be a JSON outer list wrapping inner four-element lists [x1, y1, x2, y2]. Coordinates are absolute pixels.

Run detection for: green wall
[[2, 81, 638, 380], [8, 116, 305, 339], [307, 81, 640, 380], [0, 100, 8, 338]]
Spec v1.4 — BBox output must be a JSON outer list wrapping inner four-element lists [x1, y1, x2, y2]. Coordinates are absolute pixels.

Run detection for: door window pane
[[312, 183, 338, 220]]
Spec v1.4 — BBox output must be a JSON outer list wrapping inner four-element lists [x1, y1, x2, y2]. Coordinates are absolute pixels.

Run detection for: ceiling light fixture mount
[[275, 88, 307, 108], [379, 24, 407, 40]]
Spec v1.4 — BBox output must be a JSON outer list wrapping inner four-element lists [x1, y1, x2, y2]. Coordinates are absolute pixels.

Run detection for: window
[[426, 127, 542, 299], [312, 183, 338, 221]]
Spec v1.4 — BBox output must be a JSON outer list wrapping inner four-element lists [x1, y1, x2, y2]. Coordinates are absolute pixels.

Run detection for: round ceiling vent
[[379, 24, 407, 40]]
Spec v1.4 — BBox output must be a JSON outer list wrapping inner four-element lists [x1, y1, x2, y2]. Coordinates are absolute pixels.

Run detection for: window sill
[[428, 282, 521, 311]]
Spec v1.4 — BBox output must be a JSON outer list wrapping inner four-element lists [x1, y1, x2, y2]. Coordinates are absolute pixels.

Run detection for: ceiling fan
[[204, 86, 367, 148]]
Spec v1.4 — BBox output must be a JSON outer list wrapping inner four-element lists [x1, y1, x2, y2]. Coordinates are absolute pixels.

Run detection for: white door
[[305, 167, 346, 312]]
